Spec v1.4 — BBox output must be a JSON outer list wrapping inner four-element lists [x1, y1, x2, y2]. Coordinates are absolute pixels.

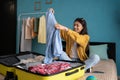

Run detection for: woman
[[54, 17, 100, 72]]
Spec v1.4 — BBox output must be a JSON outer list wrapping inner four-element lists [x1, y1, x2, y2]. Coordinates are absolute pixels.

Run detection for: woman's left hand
[[49, 8, 54, 14]]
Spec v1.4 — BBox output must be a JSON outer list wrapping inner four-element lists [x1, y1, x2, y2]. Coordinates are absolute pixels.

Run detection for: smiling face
[[74, 21, 83, 33]]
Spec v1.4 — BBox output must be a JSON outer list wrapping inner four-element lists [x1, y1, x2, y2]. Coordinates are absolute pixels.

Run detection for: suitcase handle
[[80, 66, 85, 70], [65, 69, 79, 76]]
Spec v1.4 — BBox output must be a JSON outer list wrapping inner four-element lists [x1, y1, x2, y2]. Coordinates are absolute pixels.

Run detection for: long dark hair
[[74, 18, 89, 53], [74, 18, 88, 34]]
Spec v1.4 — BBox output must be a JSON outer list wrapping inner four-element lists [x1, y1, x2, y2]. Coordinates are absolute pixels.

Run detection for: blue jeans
[[59, 52, 100, 70], [84, 54, 100, 70]]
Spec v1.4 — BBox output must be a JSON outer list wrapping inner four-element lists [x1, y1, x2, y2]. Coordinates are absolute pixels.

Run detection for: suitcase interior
[[0, 52, 85, 80], [0, 52, 41, 76], [15, 60, 85, 80]]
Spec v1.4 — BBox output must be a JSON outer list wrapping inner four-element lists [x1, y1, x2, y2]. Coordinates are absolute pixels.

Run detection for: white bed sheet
[[78, 59, 117, 80]]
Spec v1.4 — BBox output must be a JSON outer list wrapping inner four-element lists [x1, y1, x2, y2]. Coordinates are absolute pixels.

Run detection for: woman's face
[[74, 21, 83, 33]]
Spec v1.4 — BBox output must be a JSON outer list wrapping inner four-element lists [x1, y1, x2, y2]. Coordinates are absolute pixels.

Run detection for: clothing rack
[[18, 12, 46, 20], [18, 12, 46, 29], [17, 12, 46, 53]]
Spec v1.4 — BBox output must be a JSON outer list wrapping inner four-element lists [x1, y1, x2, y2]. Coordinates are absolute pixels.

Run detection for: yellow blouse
[[60, 29, 90, 61]]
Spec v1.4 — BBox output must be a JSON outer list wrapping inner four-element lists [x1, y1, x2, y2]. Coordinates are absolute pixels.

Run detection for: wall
[[17, 0, 120, 75]]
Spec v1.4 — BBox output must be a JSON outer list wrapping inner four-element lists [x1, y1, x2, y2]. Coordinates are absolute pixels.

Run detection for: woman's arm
[[55, 24, 68, 41], [55, 24, 90, 47], [55, 24, 68, 31], [67, 29, 90, 47]]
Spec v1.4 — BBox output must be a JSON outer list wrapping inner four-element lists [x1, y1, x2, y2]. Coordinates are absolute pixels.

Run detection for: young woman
[[49, 8, 100, 71], [55, 17, 100, 71]]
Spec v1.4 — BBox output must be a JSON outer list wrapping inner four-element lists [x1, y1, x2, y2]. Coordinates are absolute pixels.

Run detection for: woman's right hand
[[55, 24, 68, 31]]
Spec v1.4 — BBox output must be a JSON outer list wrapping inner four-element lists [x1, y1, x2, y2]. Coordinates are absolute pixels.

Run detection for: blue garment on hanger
[[44, 10, 63, 64], [44, 10, 71, 64], [44, 10, 62, 63]]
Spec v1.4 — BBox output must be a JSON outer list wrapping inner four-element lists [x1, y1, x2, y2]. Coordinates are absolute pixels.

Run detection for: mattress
[[78, 59, 117, 80]]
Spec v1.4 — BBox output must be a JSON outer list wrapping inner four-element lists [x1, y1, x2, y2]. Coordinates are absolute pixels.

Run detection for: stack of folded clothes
[[28, 61, 71, 75]]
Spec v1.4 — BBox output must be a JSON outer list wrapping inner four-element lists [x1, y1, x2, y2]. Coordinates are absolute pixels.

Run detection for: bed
[[78, 42, 117, 80]]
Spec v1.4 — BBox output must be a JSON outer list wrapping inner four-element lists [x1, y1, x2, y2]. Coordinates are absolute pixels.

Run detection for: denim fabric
[[85, 54, 100, 70], [71, 54, 100, 71], [44, 10, 71, 64]]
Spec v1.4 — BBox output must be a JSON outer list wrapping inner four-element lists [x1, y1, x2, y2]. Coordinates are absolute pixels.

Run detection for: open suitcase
[[0, 54, 20, 76], [0, 52, 40, 76], [0, 51, 85, 80]]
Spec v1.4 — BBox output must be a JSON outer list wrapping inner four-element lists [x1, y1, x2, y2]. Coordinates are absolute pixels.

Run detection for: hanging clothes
[[20, 19, 32, 52], [31, 17, 37, 39], [25, 17, 32, 39], [34, 18, 39, 33], [38, 15, 46, 44]]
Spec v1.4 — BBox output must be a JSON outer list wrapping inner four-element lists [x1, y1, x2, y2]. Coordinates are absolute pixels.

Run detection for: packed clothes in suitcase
[[0, 52, 43, 77], [0, 52, 85, 80], [15, 52, 85, 80]]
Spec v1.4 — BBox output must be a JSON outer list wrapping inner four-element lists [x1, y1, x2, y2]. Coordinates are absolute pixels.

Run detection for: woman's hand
[[49, 8, 54, 14], [55, 24, 68, 31], [49, 8, 68, 31]]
